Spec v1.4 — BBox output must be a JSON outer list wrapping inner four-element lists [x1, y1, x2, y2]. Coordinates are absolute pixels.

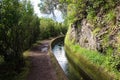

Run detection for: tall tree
[[38, 0, 67, 19]]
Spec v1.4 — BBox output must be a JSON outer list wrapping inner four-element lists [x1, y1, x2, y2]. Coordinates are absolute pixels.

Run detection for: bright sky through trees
[[30, 0, 64, 22]]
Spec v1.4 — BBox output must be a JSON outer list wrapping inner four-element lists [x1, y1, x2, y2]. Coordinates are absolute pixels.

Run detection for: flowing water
[[52, 41, 91, 80]]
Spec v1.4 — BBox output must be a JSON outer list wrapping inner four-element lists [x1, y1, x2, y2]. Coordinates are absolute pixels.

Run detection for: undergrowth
[[65, 30, 120, 80], [0, 51, 30, 80]]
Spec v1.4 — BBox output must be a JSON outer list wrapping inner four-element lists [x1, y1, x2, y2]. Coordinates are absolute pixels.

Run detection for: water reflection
[[52, 41, 68, 74], [52, 41, 91, 80]]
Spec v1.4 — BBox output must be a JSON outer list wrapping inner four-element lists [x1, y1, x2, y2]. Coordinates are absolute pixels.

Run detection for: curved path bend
[[27, 39, 57, 80]]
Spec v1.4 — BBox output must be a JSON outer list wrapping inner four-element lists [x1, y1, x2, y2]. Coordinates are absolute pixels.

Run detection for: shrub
[[39, 18, 68, 39]]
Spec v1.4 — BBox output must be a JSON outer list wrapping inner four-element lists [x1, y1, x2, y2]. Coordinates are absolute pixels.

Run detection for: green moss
[[64, 0, 120, 79], [87, 10, 96, 21], [93, 27, 101, 35], [102, 35, 109, 48], [105, 10, 116, 24], [106, 47, 113, 56], [65, 35, 105, 66], [65, 29, 120, 80], [65, 45, 114, 80]]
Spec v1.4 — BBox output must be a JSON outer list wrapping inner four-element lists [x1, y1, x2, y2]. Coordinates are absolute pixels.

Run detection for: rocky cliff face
[[69, 6, 120, 55], [70, 19, 97, 50], [68, 6, 120, 71]]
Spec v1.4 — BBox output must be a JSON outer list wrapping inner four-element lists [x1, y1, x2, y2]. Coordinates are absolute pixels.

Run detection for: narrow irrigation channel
[[51, 37, 92, 80]]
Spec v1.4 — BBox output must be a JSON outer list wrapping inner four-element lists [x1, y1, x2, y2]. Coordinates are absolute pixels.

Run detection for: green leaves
[[39, 18, 67, 39], [105, 10, 116, 23], [0, 0, 40, 79]]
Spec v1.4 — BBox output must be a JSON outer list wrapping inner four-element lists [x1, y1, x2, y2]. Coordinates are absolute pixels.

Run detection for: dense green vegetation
[[65, 27, 120, 80], [0, 0, 40, 80], [0, 0, 67, 80], [63, 0, 120, 23], [63, 0, 120, 80], [39, 18, 67, 39]]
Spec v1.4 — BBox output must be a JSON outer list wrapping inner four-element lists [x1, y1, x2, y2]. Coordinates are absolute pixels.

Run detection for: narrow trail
[[27, 39, 57, 80]]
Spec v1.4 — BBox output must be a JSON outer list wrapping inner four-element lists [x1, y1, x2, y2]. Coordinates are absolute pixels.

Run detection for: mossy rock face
[[65, 1, 120, 79], [66, 9, 120, 74], [65, 44, 114, 80], [65, 27, 120, 80], [66, 0, 120, 56], [68, 20, 97, 51]]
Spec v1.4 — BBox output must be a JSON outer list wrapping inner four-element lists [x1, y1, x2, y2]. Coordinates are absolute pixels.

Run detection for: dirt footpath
[[27, 39, 57, 80]]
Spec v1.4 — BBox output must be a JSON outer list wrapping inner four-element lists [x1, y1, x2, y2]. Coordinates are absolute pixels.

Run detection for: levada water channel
[[52, 40, 92, 80]]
